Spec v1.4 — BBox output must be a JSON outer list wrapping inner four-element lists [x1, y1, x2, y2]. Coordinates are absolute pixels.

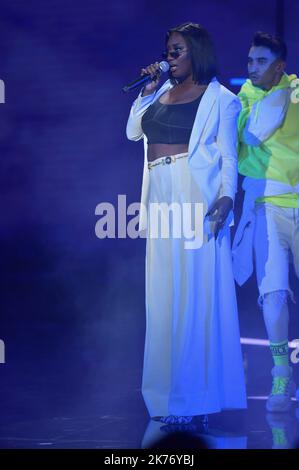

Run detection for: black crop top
[[141, 94, 202, 144]]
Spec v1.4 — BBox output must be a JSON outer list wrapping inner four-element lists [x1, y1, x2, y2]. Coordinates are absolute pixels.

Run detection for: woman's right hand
[[140, 62, 162, 95]]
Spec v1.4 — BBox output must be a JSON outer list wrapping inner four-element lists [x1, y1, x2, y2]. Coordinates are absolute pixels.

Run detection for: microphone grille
[[159, 61, 170, 73]]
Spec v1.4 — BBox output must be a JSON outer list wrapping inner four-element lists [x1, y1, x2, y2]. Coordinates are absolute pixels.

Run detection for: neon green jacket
[[238, 73, 299, 207]]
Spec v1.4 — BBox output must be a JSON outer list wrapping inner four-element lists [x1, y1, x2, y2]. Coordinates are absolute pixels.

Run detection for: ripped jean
[[253, 203, 299, 305]]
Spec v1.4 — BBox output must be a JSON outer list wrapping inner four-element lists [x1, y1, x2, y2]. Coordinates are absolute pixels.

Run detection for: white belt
[[147, 152, 188, 170]]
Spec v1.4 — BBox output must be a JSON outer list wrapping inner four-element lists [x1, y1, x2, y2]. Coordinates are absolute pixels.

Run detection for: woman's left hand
[[206, 196, 233, 239]]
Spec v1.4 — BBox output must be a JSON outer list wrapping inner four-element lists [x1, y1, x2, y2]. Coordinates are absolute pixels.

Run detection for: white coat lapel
[[188, 78, 220, 162]]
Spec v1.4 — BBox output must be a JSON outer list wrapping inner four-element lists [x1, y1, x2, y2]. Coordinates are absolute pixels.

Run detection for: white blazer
[[126, 77, 241, 232]]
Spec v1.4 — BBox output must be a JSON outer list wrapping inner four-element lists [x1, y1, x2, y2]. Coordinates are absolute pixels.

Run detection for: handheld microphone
[[122, 61, 169, 93]]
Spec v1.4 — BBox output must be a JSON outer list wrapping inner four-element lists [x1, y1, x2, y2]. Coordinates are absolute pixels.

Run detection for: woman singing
[[126, 22, 247, 424]]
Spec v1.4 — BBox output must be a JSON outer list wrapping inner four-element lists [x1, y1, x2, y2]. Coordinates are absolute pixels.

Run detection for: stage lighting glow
[[230, 77, 246, 86], [247, 396, 297, 401], [241, 337, 298, 348]]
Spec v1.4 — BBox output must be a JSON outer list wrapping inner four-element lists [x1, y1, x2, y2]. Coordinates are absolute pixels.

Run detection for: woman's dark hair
[[166, 22, 218, 85], [252, 31, 287, 61]]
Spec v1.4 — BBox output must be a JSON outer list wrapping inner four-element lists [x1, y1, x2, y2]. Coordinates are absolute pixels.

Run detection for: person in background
[[233, 31, 299, 412]]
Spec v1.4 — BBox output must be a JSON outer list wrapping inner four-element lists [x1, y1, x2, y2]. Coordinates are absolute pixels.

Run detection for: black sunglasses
[[161, 48, 188, 60]]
